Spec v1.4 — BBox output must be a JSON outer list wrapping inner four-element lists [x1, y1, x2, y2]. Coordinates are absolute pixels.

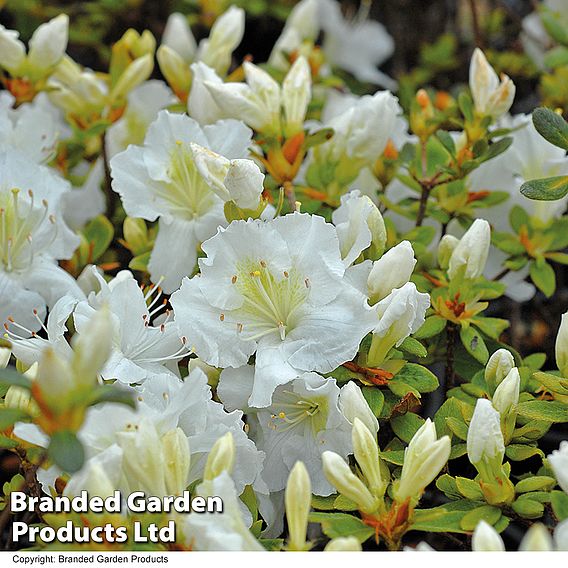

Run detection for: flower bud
[[117, 420, 167, 495], [519, 524, 554, 551], [5, 364, 38, 416], [27, 14, 69, 72], [321, 451, 378, 514], [448, 219, 491, 281], [367, 241, 416, 304], [472, 520, 505, 551], [285, 461, 311, 551], [204, 432, 235, 481], [65, 454, 118, 499], [467, 399, 505, 479], [324, 537, 362, 551], [282, 56, 311, 137], [72, 305, 113, 384], [555, 312, 568, 378], [485, 349, 515, 394], [111, 54, 154, 102], [191, 143, 265, 210], [548, 441, 568, 495], [352, 418, 385, 499], [369, 282, 430, 366], [437, 235, 459, 270], [469, 48, 515, 119], [395, 419, 451, 503], [492, 367, 520, 414], [338, 381, 379, 435], [162, 428, 191, 495], [36, 348, 74, 410], [0, 25, 25, 73], [157, 45, 192, 102], [162, 12, 196, 63], [554, 519, 568, 551]]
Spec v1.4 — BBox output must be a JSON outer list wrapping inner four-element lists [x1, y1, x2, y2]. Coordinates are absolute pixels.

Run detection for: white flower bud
[[324, 537, 362, 551], [282, 56, 311, 136], [162, 12, 196, 63], [555, 312, 568, 378], [285, 461, 311, 551], [485, 349, 515, 394], [162, 428, 191, 495], [395, 419, 451, 502], [554, 519, 568, 551], [548, 441, 568, 495], [352, 418, 385, 499], [369, 282, 430, 366], [198, 6, 245, 75], [448, 219, 491, 281], [519, 523, 554, 551], [157, 45, 192, 100], [65, 459, 117, 499], [467, 399, 505, 469], [367, 241, 416, 304], [338, 381, 379, 435], [111, 54, 154, 102], [492, 367, 520, 415], [191, 143, 264, 210], [472, 520, 505, 551], [204, 432, 235, 481], [117, 420, 168, 495], [72, 305, 113, 383], [437, 235, 459, 269], [321, 451, 377, 514], [469, 48, 515, 119], [27, 14, 69, 71], [0, 25, 26, 73], [36, 348, 74, 408]]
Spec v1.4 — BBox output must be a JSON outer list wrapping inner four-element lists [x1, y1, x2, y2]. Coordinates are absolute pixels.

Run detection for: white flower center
[[0, 188, 56, 273], [229, 259, 310, 341], [157, 142, 218, 220], [269, 390, 328, 434]]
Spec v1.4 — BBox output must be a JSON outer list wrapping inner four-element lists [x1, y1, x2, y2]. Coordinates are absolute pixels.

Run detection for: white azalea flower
[[0, 92, 58, 163], [180, 471, 263, 551], [0, 150, 82, 335], [110, 109, 254, 292], [162, 13, 197, 64], [548, 440, 568, 495], [72, 270, 187, 384], [171, 212, 376, 407], [187, 62, 227, 125], [219, 367, 352, 495], [319, 0, 395, 89]]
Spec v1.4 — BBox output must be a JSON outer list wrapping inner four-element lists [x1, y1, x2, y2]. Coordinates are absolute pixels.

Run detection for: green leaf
[[308, 512, 374, 543], [435, 129, 456, 156], [517, 400, 568, 422], [391, 413, 425, 443], [398, 337, 427, 358], [521, 175, 568, 201], [413, 315, 447, 339], [361, 387, 384, 417], [481, 137, 513, 163], [0, 435, 19, 449], [529, 258, 556, 297], [333, 494, 358, 511], [551, 490, 568, 521], [460, 505, 501, 531], [129, 251, 151, 272], [260, 538, 284, 551], [445, 417, 469, 441], [311, 494, 337, 511], [0, 367, 32, 390], [83, 215, 114, 263], [0, 408, 30, 430], [532, 107, 568, 151], [458, 92, 474, 122], [509, 205, 530, 233], [505, 444, 544, 461], [379, 449, 405, 466], [435, 398, 470, 438], [532, 372, 568, 396], [303, 127, 334, 150], [388, 363, 439, 397], [411, 503, 475, 534], [48, 431, 85, 473], [436, 474, 461, 499], [512, 496, 544, 519], [459, 326, 489, 364], [515, 476, 556, 493], [88, 385, 137, 409], [455, 477, 484, 500]]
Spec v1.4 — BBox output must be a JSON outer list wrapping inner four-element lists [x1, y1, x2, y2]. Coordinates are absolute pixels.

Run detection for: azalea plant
[[0, 0, 567, 553]]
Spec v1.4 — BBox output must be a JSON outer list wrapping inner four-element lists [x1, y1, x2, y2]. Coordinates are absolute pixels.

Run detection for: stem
[[469, 0, 483, 48], [102, 132, 116, 220], [416, 141, 430, 227], [492, 267, 511, 281], [283, 181, 297, 212], [445, 322, 457, 392]]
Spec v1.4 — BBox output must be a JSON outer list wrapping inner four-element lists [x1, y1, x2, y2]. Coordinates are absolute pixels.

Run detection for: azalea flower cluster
[[0, 0, 567, 553]]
